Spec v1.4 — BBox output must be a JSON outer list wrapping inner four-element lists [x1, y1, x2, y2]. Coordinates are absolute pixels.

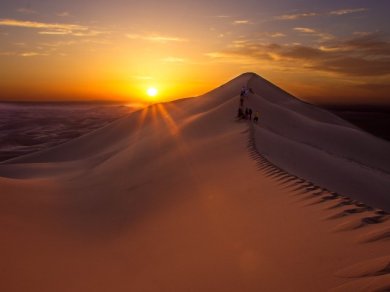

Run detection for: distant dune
[[0, 73, 388, 291], [327, 106, 390, 142]]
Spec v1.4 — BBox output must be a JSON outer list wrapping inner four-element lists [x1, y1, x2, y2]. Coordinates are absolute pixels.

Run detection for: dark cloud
[[356, 82, 390, 92], [275, 8, 367, 21], [341, 34, 390, 56], [310, 56, 390, 76], [329, 8, 367, 16], [209, 34, 390, 77], [281, 45, 324, 60], [276, 12, 318, 20]]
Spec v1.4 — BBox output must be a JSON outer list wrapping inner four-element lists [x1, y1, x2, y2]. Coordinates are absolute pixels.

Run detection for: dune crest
[[245, 73, 390, 211]]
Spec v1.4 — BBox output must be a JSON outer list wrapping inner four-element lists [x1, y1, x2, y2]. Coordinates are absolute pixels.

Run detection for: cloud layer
[[276, 7, 367, 20], [0, 18, 102, 36], [126, 33, 187, 43], [208, 34, 390, 77]]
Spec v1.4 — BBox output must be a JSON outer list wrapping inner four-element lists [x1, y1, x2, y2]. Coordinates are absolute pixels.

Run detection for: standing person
[[248, 108, 253, 120], [245, 88, 249, 96], [240, 96, 244, 107], [237, 107, 244, 119], [254, 111, 259, 123], [245, 108, 249, 120], [240, 86, 246, 97]]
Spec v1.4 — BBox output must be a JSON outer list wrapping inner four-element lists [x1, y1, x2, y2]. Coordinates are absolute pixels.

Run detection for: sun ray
[[156, 103, 180, 136], [123, 106, 150, 160]]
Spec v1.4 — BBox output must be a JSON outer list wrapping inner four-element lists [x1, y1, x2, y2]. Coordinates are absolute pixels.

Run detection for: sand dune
[[245, 73, 390, 211], [0, 73, 389, 291]]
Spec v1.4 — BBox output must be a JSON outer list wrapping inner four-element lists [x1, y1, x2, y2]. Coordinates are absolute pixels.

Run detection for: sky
[[0, 0, 389, 105]]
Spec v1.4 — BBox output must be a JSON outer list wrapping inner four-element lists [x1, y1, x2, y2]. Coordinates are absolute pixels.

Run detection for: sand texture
[[0, 73, 389, 291]]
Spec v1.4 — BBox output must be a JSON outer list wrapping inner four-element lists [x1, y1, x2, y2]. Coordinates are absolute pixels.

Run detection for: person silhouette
[[254, 111, 259, 123], [240, 86, 246, 97]]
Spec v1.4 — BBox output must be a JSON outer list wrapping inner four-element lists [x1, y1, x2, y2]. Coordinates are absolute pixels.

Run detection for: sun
[[147, 87, 158, 97]]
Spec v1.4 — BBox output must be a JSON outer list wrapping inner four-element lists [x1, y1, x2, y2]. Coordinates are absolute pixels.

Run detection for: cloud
[[206, 34, 390, 77], [39, 40, 76, 47], [126, 33, 187, 43], [276, 8, 367, 21], [353, 31, 373, 37], [20, 52, 46, 57], [0, 51, 47, 57], [276, 12, 318, 20], [356, 82, 390, 92], [57, 11, 70, 17], [0, 18, 102, 37], [205, 48, 273, 65], [330, 8, 367, 16], [322, 34, 390, 56], [205, 52, 252, 64], [293, 27, 334, 41], [17, 8, 37, 14], [294, 27, 317, 34], [145, 35, 186, 42], [233, 20, 250, 25], [0, 18, 85, 30], [38, 30, 72, 35], [37, 30, 103, 36], [270, 33, 286, 38]]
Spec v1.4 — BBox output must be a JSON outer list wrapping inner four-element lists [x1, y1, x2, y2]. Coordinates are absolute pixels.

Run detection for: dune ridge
[[0, 73, 389, 291], [245, 73, 390, 211]]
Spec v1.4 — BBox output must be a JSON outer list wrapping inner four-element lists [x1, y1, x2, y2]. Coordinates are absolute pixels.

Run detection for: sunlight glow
[[147, 87, 158, 97]]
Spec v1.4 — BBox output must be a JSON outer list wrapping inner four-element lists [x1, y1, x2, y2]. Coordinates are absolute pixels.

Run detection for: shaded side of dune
[[245, 73, 390, 212]]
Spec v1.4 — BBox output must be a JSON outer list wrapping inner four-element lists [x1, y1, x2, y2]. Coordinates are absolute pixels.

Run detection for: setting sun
[[147, 87, 158, 98]]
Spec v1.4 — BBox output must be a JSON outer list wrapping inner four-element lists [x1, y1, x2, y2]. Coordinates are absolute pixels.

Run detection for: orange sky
[[0, 0, 389, 105]]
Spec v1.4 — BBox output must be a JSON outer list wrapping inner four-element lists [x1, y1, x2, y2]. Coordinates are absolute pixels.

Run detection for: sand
[[0, 73, 389, 291]]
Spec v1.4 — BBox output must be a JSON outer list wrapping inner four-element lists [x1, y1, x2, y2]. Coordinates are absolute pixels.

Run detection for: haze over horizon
[[0, 0, 389, 105]]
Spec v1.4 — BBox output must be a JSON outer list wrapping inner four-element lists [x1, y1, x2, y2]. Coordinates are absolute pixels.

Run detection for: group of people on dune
[[237, 86, 259, 123]]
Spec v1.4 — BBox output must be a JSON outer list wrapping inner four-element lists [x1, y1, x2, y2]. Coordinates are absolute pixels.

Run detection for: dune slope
[[245, 73, 390, 211], [0, 73, 389, 291]]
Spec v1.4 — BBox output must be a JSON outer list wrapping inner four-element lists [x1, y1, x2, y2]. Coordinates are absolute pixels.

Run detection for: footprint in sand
[[332, 211, 389, 231], [359, 226, 390, 243], [331, 256, 390, 292]]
